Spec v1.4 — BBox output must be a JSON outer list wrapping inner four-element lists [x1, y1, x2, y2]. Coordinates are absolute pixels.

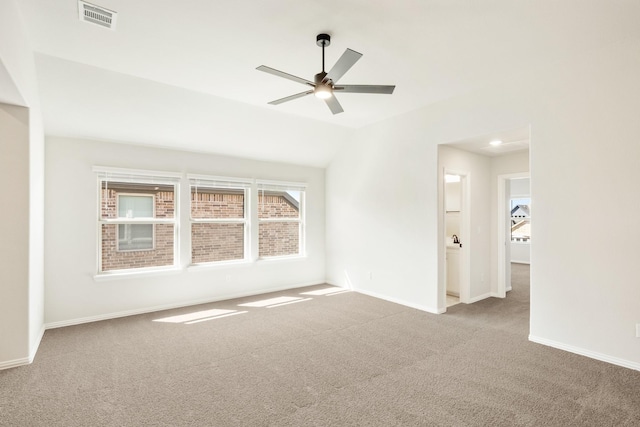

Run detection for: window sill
[[94, 266, 181, 282], [187, 259, 251, 272], [257, 254, 307, 263]]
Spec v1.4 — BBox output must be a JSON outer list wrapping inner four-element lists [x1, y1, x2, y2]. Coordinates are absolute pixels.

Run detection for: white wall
[[44, 137, 325, 326], [510, 243, 530, 265], [326, 37, 640, 369], [325, 129, 439, 312], [0, 0, 45, 369], [445, 181, 461, 240], [0, 104, 30, 365], [510, 177, 530, 197]]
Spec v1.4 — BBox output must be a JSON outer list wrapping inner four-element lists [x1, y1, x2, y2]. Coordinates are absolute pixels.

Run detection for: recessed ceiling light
[[489, 140, 503, 146]]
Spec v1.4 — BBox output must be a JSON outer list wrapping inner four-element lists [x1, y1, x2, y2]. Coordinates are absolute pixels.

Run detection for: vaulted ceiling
[[15, 0, 638, 166]]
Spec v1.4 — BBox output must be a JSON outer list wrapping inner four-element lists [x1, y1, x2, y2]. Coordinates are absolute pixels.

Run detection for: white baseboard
[[467, 292, 492, 303], [45, 281, 326, 330], [0, 325, 46, 371], [0, 356, 32, 371], [30, 325, 45, 361], [347, 286, 441, 314], [529, 335, 640, 372]]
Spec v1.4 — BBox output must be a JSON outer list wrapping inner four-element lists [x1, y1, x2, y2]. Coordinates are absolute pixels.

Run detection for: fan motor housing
[[316, 33, 331, 47], [314, 72, 329, 86]]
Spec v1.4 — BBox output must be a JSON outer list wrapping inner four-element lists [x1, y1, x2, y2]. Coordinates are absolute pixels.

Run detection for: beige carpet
[[1, 264, 639, 426]]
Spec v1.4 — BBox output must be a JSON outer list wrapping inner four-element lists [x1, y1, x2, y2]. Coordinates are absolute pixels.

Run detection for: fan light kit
[[256, 34, 395, 115]]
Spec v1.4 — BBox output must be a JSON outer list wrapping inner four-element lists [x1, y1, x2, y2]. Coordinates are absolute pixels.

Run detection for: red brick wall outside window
[[100, 183, 175, 271], [189, 188, 301, 263], [99, 180, 303, 272], [191, 190, 246, 263], [258, 193, 300, 257]]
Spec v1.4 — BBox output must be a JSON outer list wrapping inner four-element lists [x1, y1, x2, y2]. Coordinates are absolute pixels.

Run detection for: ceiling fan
[[256, 34, 395, 115]]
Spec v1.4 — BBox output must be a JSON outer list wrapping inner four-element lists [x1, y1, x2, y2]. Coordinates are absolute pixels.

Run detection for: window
[[96, 168, 180, 273], [117, 194, 154, 251], [257, 180, 306, 258], [189, 176, 251, 264], [510, 198, 531, 243]]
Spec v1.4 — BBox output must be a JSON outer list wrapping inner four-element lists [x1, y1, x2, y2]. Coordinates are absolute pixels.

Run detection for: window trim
[[256, 180, 306, 260], [92, 168, 310, 276], [95, 166, 181, 275]]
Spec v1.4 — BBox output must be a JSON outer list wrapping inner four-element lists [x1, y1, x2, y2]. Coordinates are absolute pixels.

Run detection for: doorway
[[437, 126, 530, 314], [442, 169, 470, 309], [497, 174, 530, 297]]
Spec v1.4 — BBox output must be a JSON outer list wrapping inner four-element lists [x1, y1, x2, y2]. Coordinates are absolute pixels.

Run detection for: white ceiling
[[14, 0, 639, 166], [445, 126, 530, 157]]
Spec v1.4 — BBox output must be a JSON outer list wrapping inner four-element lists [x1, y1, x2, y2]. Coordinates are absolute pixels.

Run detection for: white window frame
[[116, 193, 156, 252], [188, 175, 251, 265], [95, 166, 181, 275], [256, 179, 306, 260]]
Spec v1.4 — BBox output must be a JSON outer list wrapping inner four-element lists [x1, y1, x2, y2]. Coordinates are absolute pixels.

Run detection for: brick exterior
[[192, 192, 244, 219], [258, 193, 300, 256], [191, 223, 245, 263], [100, 186, 175, 271], [258, 221, 299, 257], [258, 194, 298, 218], [100, 185, 301, 271]]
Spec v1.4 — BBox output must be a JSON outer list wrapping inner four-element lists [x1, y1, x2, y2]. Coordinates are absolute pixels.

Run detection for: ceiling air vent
[[78, 1, 117, 30]]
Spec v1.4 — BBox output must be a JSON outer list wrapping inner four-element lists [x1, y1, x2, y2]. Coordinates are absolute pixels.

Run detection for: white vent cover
[[78, 1, 117, 30]]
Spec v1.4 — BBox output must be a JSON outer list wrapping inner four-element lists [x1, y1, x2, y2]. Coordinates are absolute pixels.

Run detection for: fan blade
[[324, 49, 363, 84], [268, 90, 314, 105], [334, 85, 395, 94], [256, 65, 314, 87], [324, 95, 344, 115]]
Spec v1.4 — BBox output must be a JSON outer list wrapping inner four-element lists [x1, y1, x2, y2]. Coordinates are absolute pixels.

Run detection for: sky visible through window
[[511, 198, 530, 210], [286, 190, 300, 202]]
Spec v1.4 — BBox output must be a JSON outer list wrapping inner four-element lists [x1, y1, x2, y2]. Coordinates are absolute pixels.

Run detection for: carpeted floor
[[1, 264, 639, 426]]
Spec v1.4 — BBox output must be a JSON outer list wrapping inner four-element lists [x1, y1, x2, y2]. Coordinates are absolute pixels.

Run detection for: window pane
[[258, 191, 300, 219], [191, 188, 244, 219], [511, 219, 531, 242], [510, 198, 531, 243], [191, 223, 244, 263], [100, 182, 174, 219], [101, 224, 174, 271], [259, 222, 299, 257], [118, 195, 153, 218], [118, 224, 153, 250]]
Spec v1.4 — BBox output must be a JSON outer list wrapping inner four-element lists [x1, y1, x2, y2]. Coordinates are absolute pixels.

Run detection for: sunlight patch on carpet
[[153, 308, 237, 323], [185, 311, 248, 324], [238, 296, 304, 308], [300, 287, 349, 296]]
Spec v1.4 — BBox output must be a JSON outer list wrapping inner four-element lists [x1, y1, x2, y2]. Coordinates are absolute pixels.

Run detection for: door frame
[[497, 172, 529, 297]]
